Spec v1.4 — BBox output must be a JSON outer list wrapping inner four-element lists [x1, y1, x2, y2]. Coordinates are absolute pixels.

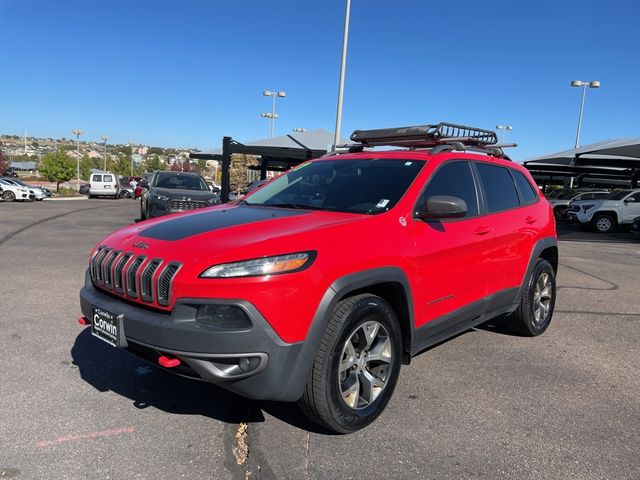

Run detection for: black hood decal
[[139, 206, 311, 241]]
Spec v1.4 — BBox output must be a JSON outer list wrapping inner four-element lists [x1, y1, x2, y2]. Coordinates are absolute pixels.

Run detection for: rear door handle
[[525, 216, 537, 224], [474, 226, 493, 236]]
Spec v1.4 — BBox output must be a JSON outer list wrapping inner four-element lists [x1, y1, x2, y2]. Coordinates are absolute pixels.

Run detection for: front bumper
[[79, 271, 306, 401]]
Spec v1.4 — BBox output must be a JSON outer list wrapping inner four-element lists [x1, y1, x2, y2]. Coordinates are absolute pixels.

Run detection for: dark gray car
[[140, 171, 220, 220]]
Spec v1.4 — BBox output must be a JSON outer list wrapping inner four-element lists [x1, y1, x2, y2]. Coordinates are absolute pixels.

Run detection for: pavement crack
[[304, 431, 311, 480], [558, 262, 619, 291], [232, 422, 249, 466]]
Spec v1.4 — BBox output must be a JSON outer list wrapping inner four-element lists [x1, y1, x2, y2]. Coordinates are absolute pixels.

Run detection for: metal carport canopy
[[191, 129, 348, 202], [523, 138, 640, 188]]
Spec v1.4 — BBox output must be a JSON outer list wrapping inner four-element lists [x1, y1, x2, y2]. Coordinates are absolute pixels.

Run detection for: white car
[[0, 178, 35, 202], [0, 177, 48, 200], [548, 190, 609, 219], [569, 189, 640, 233]]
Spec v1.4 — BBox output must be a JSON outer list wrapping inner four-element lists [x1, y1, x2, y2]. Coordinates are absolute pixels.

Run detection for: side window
[[476, 163, 521, 213], [419, 161, 478, 218], [512, 170, 539, 205], [92, 175, 102, 182], [103, 175, 113, 182]]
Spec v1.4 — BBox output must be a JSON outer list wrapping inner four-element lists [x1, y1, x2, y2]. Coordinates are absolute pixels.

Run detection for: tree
[[40, 150, 75, 191], [113, 155, 131, 176], [80, 154, 100, 180], [0, 150, 8, 175], [145, 155, 162, 172]]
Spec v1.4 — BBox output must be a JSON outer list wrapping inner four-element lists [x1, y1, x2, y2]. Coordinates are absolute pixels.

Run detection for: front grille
[[140, 259, 162, 302], [90, 246, 181, 307], [157, 263, 181, 306], [169, 200, 208, 211]]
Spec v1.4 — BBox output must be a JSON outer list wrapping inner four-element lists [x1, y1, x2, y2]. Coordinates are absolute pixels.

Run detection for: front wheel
[[2, 191, 16, 202], [507, 258, 556, 336], [592, 213, 616, 233], [299, 294, 402, 433]]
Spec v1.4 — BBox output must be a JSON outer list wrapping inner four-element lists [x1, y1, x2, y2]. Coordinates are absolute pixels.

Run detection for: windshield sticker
[[404, 162, 413, 166], [376, 199, 390, 208]]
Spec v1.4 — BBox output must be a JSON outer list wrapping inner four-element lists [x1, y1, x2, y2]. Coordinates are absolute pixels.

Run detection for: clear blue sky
[[1, 0, 639, 160]]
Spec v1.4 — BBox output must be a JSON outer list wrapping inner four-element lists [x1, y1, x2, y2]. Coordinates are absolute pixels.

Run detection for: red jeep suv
[[79, 123, 558, 433]]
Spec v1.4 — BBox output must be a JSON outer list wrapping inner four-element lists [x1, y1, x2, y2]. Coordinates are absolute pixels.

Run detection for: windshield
[[154, 173, 208, 191], [243, 158, 426, 214], [605, 190, 632, 200]]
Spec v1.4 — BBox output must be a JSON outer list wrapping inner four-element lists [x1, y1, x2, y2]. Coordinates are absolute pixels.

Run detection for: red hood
[[97, 204, 373, 265]]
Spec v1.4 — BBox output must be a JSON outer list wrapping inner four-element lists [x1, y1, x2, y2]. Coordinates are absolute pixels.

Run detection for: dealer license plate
[[91, 307, 125, 347]]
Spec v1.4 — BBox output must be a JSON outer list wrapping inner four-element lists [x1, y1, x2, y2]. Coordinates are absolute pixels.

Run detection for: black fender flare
[[513, 236, 558, 308], [277, 267, 414, 401]]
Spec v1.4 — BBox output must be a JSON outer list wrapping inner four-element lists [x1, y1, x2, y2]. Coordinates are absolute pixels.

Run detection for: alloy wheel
[[533, 272, 553, 324], [338, 320, 393, 410]]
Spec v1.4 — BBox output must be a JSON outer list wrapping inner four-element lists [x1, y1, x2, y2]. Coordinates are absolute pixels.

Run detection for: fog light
[[196, 305, 252, 329]]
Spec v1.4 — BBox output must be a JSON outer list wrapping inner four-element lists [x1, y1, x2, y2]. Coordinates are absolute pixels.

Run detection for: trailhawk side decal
[[139, 206, 311, 241]]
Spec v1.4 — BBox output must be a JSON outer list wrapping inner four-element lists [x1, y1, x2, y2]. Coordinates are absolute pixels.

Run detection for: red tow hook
[[158, 356, 181, 368], [78, 316, 91, 326]]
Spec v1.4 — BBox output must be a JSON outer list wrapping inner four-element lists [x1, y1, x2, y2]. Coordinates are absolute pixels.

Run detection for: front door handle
[[525, 216, 537, 224], [474, 226, 493, 236]]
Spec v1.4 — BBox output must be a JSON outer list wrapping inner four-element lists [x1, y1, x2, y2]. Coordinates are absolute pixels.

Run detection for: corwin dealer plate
[[91, 307, 126, 347]]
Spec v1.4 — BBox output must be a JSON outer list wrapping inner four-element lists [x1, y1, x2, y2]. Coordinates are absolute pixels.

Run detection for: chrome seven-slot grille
[[90, 246, 181, 306], [169, 199, 209, 211]]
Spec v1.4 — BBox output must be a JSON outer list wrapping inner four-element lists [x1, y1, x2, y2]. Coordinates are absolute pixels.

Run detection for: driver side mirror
[[624, 196, 637, 203], [417, 195, 467, 220]]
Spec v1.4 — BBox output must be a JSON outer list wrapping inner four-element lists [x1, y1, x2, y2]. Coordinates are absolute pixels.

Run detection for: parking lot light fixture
[[101, 135, 110, 170], [262, 90, 286, 138], [571, 80, 601, 148], [495, 125, 513, 144], [72, 129, 83, 191]]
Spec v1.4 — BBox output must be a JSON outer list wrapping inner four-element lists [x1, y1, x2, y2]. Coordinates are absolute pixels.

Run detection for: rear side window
[[103, 175, 113, 182], [476, 163, 520, 213], [92, 175, 102, 182], [512, 170, 539, 205], [420, 161, 479, 217]]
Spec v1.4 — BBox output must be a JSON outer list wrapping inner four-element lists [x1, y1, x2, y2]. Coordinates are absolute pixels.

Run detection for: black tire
[[507, 258, 556, 336], [88, 194, 95, 199], [592, 213, 616, 233], [299, 294, 402, 433], [139, 203, 146, 220], [3, 191, 16, 202]]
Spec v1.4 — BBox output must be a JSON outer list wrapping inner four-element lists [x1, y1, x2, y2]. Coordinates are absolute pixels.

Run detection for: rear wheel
[[592, 213, 616, 233], [299, 294, 402, 433], [2, 191, 16, 202], [507, 258, 556, 336]]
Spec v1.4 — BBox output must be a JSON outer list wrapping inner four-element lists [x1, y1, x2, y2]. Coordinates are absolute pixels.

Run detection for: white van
[[89, 172, 119, 199]]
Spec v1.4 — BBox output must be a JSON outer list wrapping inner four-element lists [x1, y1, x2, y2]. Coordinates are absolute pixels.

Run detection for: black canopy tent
[[190, 129, 345, 202], [523, 139, 640, 190]]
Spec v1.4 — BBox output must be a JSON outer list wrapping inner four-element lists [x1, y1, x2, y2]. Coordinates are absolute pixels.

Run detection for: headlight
[[152, 192, 170, 202], [207, 198, 220, 205], [200, 251, 316, 278]]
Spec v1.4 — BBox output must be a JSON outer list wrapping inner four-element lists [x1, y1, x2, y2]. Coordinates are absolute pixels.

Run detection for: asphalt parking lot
[[1, 200, 639, 480]]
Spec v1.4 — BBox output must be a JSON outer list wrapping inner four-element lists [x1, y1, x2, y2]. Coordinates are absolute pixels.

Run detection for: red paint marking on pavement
[[36, 426, 135, 448]]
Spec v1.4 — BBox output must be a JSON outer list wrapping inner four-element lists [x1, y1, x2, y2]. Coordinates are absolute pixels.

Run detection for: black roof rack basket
[[350, 122, 498, 148]]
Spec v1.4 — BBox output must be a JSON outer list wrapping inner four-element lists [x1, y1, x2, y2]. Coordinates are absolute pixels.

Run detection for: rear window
[[476, 163, 520, 213], [512, 170, 539, 205], [92, 175, 102, 182], [103, 175, 113, 182]]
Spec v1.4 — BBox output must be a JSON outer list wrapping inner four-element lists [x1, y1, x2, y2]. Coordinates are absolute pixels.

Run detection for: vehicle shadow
[[556, 222, 638, 243], [71, 329, 330, 433]]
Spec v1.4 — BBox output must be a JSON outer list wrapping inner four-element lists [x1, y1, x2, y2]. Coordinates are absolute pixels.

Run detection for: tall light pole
[[262, 90, 285, 137], [72, 129, 83, 191], [495, 125, 513, 144], [260, 112, 278, 138], [333, 0, 352, 148], [101, 135, 110, 171], [570, 80, 600, 148], [128, 141, 135, 176]]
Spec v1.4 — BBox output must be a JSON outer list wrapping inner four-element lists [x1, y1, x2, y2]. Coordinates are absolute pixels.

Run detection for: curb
[[43, 196, 89, 201]]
